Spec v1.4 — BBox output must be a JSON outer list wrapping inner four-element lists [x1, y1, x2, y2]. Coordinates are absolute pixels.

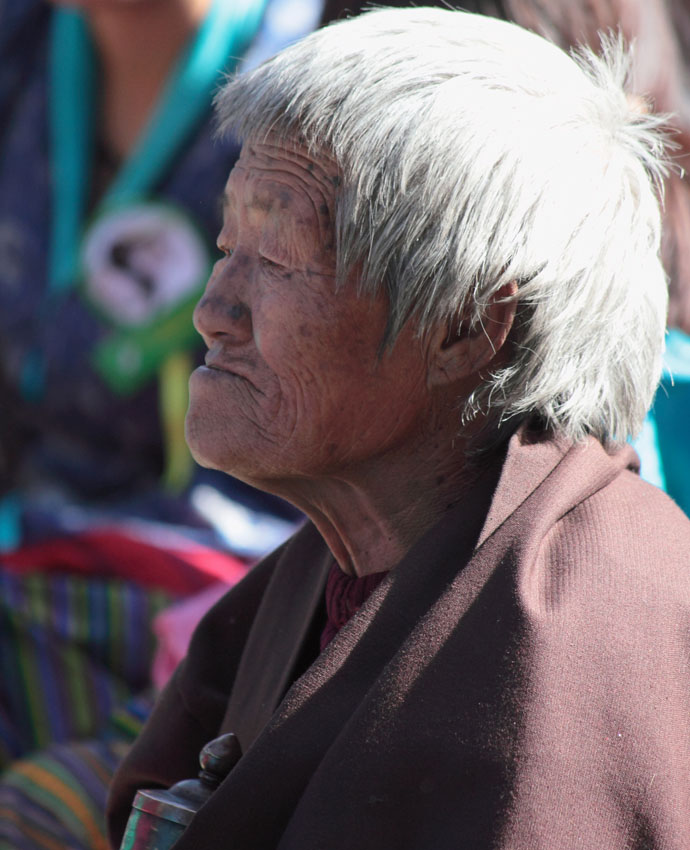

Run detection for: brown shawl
[[108, 428, 690, 849]]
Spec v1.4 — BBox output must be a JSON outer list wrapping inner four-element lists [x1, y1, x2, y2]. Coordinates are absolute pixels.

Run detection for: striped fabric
[[0, 528, 246, 848], [0, 571, 173, 768], [0, 695, 154, 850]]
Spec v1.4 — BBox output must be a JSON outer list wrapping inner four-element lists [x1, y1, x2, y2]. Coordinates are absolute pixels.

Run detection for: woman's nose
[[193, 255, 253, 346]]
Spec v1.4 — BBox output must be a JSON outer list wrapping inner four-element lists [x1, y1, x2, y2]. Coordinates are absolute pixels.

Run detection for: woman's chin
[[184, 411, 228, 473]]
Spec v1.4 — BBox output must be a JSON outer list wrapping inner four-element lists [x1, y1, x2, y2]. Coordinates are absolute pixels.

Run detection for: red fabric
[[320, 562, 389, 649], [2, 528, 248, 595]]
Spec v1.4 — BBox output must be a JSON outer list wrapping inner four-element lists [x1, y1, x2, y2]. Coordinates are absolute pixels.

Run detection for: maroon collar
[[320, 562, 389, 650]]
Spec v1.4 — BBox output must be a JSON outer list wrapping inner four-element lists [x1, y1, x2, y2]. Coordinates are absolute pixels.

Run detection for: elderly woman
[[108, 8, 690, 849]]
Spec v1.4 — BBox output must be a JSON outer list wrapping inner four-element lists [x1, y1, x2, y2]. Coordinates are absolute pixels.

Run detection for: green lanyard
[[48, 0, 269, 294]]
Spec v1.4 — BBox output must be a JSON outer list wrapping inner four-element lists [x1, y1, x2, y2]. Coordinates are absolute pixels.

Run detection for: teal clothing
[[635, 329, 690, 515]]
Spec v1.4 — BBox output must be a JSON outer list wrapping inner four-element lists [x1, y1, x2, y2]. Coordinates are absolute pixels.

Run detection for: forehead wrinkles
[[234, 140, 339, 239], [245, 138, 339, 195]]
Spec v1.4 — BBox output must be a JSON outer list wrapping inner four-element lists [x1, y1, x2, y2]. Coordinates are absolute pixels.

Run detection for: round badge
[[81, 202, 210, 328]]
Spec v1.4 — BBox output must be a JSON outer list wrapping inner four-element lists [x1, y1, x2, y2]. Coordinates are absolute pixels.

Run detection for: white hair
[[215, 6, 670, 444]]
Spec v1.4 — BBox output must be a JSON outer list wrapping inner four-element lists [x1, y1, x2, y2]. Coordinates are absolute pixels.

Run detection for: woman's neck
[[268, 413, 502, 578], [86, 0, 212, 160]]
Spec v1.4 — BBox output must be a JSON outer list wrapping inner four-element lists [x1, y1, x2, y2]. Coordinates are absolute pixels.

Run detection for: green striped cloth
[[0, 571, 173, 766], [0, 568, 172, 849], [0, 694, 154, 850]]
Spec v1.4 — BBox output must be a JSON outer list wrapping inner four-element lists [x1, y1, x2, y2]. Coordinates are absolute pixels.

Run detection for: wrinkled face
[[186, 139, 433, 489]]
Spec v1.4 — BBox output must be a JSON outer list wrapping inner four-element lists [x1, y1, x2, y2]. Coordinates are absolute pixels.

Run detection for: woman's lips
[[198, 363, 241, 379], [197, 357, 262, 393], [203, 354, 244, 376]]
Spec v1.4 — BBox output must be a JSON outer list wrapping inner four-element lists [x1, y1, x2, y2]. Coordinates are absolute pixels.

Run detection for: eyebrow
[[219, 186, 276, 220]]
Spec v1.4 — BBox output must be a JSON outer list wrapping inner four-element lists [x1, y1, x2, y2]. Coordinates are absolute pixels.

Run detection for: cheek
[[252, 288, 427, 445], [256, 316, 371, 446], [263, 315, 377, 400], [265, 331, 343, 426], [254, 287, 350, 382]]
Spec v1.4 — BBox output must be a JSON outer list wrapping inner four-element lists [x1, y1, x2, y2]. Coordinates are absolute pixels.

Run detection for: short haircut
[[215, 7, 670, 444]]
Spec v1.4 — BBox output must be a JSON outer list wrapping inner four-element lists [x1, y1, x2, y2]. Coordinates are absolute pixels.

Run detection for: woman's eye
[[260, 255, 284, 271]]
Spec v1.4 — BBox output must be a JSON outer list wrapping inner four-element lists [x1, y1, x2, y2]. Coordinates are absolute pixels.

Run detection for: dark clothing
[[108, 427, 690, 849]]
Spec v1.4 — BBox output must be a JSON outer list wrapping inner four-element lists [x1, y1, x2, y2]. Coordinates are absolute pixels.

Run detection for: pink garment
[[152, 580, 245, 690]]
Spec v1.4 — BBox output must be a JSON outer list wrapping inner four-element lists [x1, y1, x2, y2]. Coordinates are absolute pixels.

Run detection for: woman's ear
[[427, 281, 518, 388]]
